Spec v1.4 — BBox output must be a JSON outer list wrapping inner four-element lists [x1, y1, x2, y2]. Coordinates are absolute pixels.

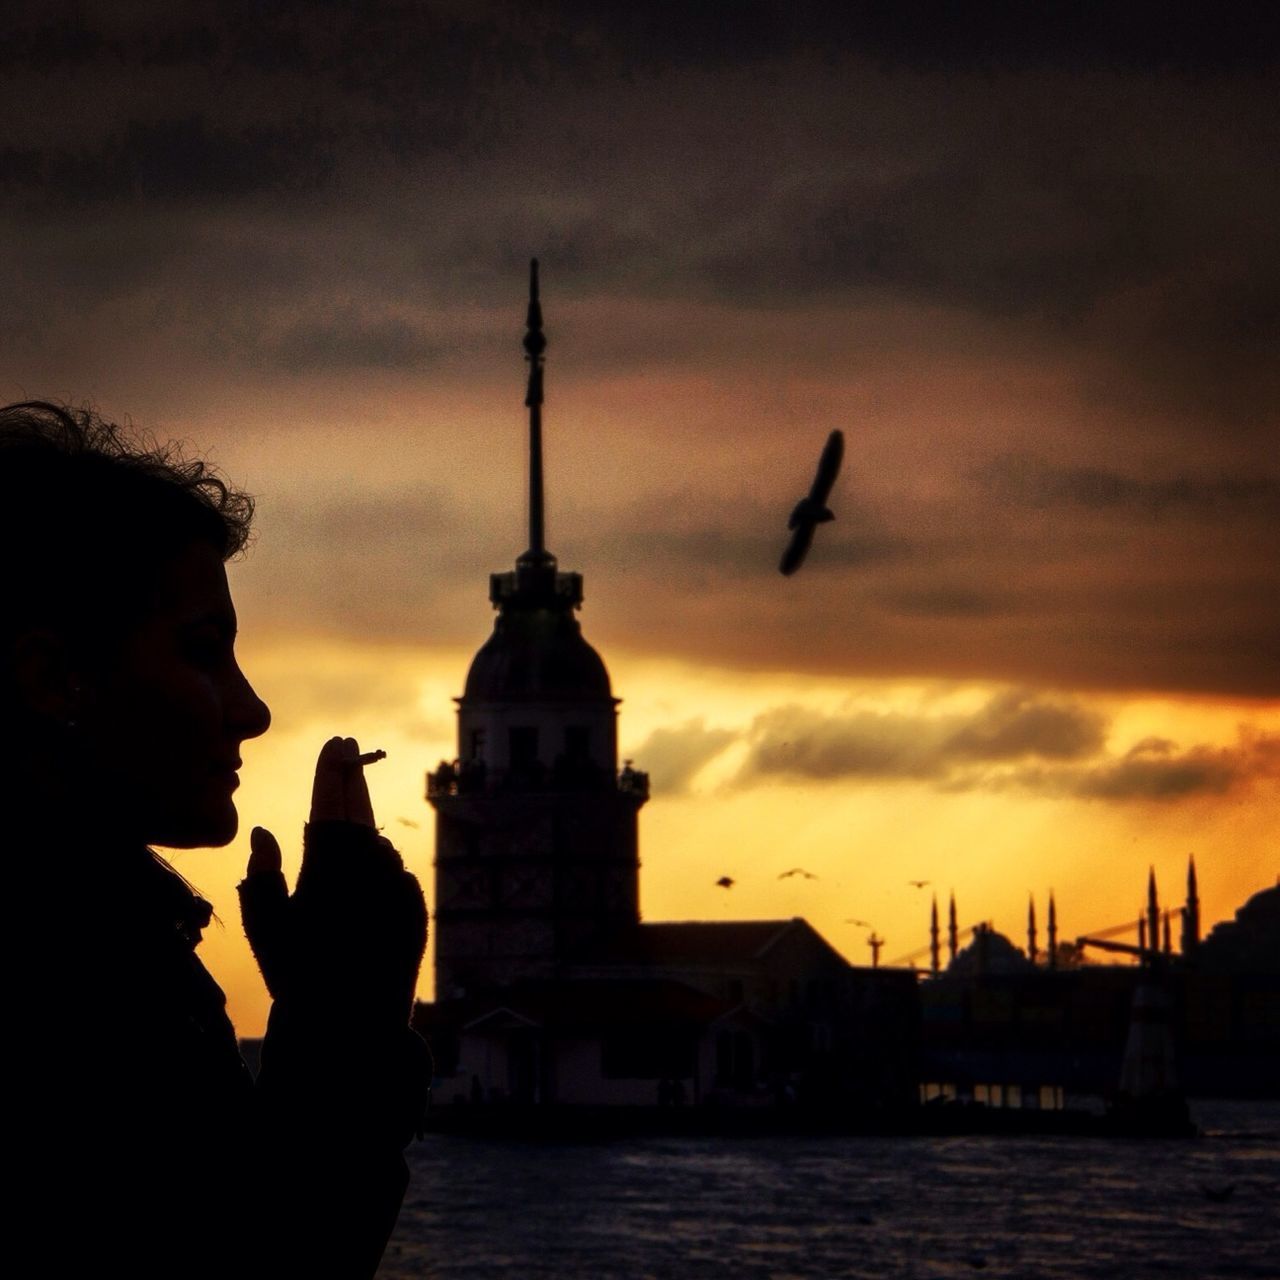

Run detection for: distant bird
[[845, 918, 871, 928], [908, 880, 930, 889], [778, 867, 818, 880], [396, 817, 420, 829], [716, 876, 735, 889], [779, 429, 844, 575]]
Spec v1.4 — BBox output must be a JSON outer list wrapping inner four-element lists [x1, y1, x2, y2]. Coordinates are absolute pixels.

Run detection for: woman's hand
[[309, 735, 376, 827], [239, 736, 426, 1022], [244, 736, 379, 879]]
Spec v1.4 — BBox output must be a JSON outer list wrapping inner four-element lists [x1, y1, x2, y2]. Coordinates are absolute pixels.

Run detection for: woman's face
[[80, 539, 271, 848]]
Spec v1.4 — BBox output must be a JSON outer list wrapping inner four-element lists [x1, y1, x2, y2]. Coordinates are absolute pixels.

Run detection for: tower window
[[509, 726, 539, 768]]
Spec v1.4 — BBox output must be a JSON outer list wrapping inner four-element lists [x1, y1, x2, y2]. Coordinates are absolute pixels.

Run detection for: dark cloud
[[1006, 731, 1280, 800], [2, 1, 1277, 700], [627, 719, 737, 794], [739, 689, 1105, 784], [717, 694, 1277, 803], [2, 2, 1275, 414], [947, 689, 1107, 761], [873, 586, 1006, 620], [2, 116, 337, 206], [270, 311, 442, 373], [558, 1, 1280, 74], [981, 455, 1280, 518]]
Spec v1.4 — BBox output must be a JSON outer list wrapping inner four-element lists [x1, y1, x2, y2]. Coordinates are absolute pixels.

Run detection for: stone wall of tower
[[432, 785, 644, 998]]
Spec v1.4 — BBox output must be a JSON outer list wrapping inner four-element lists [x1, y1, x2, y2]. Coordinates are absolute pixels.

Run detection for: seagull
[[716, 876, 735, 889], [396, 817, 421, 829], [908, 880, 930, 889], [845, 918, 871, 927], [778, 867, 819, 880], [779, 429, 844, 576]]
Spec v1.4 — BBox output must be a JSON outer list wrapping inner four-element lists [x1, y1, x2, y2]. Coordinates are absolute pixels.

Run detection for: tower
[[1027, 893, 1038, 965], [1147, 867, 1160, 961], [929, 895, 940, 975], [948, 892, 958, 963], [1181, 854, 1200, 954], [428, 261, 649, 999], [1047, 891, 1057, 969]]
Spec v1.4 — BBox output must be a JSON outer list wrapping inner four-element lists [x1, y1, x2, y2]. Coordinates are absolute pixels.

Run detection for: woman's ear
[[10, 629, 83, 724]]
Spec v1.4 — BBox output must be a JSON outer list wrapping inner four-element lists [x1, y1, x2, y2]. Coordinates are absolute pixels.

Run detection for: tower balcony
[[427, 757, 649, 803]]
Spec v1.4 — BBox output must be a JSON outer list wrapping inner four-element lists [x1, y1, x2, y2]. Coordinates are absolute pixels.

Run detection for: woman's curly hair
[[0, 400, 255, 642]]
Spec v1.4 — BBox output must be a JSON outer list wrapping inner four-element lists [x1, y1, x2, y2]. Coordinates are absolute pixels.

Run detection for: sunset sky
[[3, 2, 1277, 1035]]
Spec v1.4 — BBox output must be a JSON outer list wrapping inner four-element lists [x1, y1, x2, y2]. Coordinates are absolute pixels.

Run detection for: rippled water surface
[[378, 1102, 1279, 1278]]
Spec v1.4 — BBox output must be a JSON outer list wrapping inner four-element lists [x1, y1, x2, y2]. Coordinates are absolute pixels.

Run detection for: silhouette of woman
[[2, 402, 429, 1278]]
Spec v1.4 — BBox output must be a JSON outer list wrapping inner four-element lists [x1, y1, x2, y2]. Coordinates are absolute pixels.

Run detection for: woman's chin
[[150, 801, 240, 849]]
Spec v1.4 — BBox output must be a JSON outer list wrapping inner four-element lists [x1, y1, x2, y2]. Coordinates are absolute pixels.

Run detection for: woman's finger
[[247, 824, 283, 876], [310, 735, 349, 823], [340, 735, 377, 828]]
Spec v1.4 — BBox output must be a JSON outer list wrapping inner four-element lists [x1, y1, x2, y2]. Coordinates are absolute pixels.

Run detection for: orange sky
[[3, 4, 1277, 1035]]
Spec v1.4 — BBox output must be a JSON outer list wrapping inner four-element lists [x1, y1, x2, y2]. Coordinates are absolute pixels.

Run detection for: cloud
[[980, 455, 1280, 519], [627, 718, 736, 794], [1022, 730, 1280, 801], [946, 689, 1107, 761], [714, 691, 1276, 803], [2, 116, 338, 205], [738, 689, 1106, 785], [269, 310, 442, 373], [2, 2, 1277, 702]]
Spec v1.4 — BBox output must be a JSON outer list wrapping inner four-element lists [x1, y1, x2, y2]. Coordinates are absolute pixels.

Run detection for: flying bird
[[908, 880, 930, 889], [396, 817, 421, 829], [779, 429, 844, 576], [778, 867, 819, 880], [845, 918, 871, 927], [715, 876, 735, 889]]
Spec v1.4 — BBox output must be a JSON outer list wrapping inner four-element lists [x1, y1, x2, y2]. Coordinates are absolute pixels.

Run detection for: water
[[379, 1102, 1280, 1279]]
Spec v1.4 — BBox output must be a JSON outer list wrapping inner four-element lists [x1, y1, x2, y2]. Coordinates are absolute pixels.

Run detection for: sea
[[377, 1101, 1279, 1279]]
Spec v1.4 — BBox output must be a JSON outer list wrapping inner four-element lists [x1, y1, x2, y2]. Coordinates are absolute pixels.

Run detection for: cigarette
[[350, 749, 387, 767]]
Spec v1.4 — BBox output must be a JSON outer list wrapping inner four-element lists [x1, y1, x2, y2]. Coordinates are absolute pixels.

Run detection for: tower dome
[[464, 598, 612, 701]]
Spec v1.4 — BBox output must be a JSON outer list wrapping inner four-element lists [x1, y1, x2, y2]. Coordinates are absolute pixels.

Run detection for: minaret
[[948, 892, 958, 963], [1162, 910, 1172, 955], [1181, 855, 1200, 955], [428, 261, 650, 999], [929, 896, 940, 975], [1147, 867, 1160, 962], [1027, 893, 1038, 965], [1047, 892, 1058, 969], [1138, 911, 1147, 954]]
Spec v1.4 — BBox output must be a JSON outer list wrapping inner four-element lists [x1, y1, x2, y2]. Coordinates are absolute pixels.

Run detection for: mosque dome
[[948, 924, 1032, 976]]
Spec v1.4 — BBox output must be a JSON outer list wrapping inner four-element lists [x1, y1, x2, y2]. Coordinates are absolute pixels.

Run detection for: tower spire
[[523, 257, 548, 564], [1047, 891, 1057, 969], [1147, 866, 1159, 962], [948, 891, 958, 962], [1182, 854, 1200, 954], [1028, 893, 1038, 965], [930, 895, 940, 975]]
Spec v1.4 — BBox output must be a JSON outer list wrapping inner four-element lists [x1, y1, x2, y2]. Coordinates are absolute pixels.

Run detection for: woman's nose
[[230, 662, 271, 740]]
